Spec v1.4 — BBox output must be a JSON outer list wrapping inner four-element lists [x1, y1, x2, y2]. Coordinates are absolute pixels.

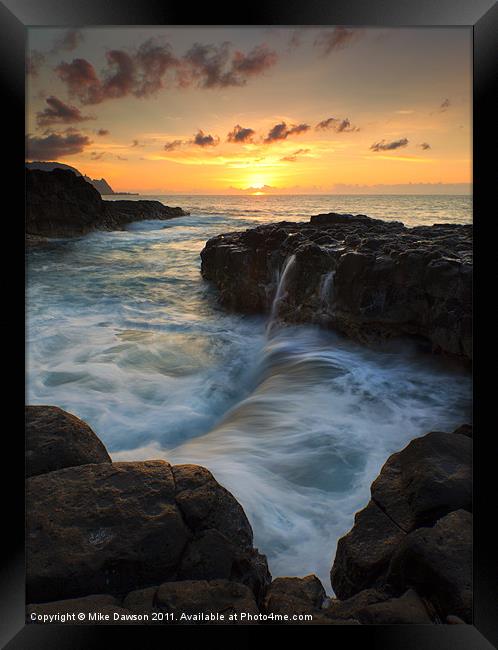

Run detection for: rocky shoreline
[[26, 406, 472, 625], [26, 168, 188, 239], [200, 213, 472, 360]]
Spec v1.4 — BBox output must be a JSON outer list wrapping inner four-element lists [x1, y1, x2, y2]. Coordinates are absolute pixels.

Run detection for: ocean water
[[26, 194, 472, 590]]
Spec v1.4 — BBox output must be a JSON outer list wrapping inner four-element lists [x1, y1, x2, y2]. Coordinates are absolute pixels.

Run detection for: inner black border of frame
[[1, 0, 496, 647]]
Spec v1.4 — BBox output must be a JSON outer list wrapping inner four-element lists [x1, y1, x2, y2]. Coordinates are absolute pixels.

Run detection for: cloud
[[419, 142, 431, 150], [192, 130, 219, 147], [264, 121, 310, 143], [56, 40, 277, 103], [315, 117, 359, 132], [36, 96, 94, 126], [440, 98, 451, 111], [26, 50, 46, 76], [370, 137, 409, 152], [131, 139, 145, 147], [314, 28, 359, 55], [227, 124, 255, 143], [50, 29, 84, 54], [97, 129, 109, 136], [25, 131, 91, 160], [281, 148, 310, 162], [288, 30, 302, 50], [163, 139, 184, 151], [181, 42, 277, 89]]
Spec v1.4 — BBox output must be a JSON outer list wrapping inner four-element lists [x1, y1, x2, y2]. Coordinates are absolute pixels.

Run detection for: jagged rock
[[370, 431, 472, 531], [331, 428, 471, 600], [386, 510, 472, 623], [25, 405, 111, 477], [323, 588, 391, 621], [26, 460, 270, 603], [27, 594, 131, 624], [331, 500, 405, 599], [156, 580, 260, 624], [263, 575, 326, 615], [357, 588, 433, 624], [201, 215, 472, 359], [26, 168, 188, 237]]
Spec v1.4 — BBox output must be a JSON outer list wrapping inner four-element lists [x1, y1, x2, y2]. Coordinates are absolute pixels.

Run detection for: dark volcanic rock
[[200, 214, 472, 359], [331, 429, 472, 600], [26, 460, 270, 603], [356, 588, 432, 624], [370, 431, 472, 532], [26, 168, 188, 237], [263, 575, 326, 615], [25, 405, 111, 477], [156, 580, 260, 624], [27, 594, 131, 624], [386, 510, 472, 622], [331, 500, 405, 599]]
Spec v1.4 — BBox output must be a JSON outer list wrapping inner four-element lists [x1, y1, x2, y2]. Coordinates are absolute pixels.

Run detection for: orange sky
[[26, 27, 472, 194]]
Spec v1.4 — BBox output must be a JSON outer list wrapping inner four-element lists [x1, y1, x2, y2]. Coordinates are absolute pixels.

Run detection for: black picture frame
[[2, 0, 496, 646]]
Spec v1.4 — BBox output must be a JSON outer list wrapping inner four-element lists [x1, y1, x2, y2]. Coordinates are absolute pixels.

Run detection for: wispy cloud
[[370, 137, 409, 152], [315, 117, 359, 132], [36, 96, 94, 126], [314, 28, 360, 55], [281, 148, 310, 162], [264, 121, 310, 143]]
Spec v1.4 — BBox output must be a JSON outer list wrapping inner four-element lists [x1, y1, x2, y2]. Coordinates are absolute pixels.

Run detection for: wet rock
[[25, 405, 111, 477], [371, 431, 472, 531], [156, 580, 260, 624], [357, 588, 433, 624], [386, 510, 472, 622], [201, 215, 472, 359], [331, 500, 405, 599], [331, 428, 471, 601], [263, 575, 326, 615], [323, 588, 391, 621], [26, 460, 269, 603]]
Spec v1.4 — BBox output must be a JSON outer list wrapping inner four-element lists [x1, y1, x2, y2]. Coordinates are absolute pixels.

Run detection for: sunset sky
[[26, 27, 472, 194]]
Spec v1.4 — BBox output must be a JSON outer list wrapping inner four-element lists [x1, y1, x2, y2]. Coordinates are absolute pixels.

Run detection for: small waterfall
[[319, 270, 336, 311], [267, 254, 296, 334]]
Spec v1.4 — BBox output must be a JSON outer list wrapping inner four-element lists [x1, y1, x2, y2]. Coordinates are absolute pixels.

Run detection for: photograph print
[[25, 25, 472, 626]]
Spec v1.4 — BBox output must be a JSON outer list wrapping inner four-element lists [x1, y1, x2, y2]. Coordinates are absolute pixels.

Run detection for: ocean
[[26, 194, 472, 590]]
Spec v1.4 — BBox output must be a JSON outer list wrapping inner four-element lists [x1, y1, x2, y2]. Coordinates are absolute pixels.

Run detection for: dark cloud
[[56, 58, 104, 104], [57, 40, 277, 103], [134, 39, 178, 97], [163, 139, 184, 151], [36, 96, 94, 126], [314, 28, 359, 55], [419, 142, 431, 150], [227, 124, 255, 143], [281, 148, 310, 162], [440, 98, 451, 111], [370, 138, 409, 152], [50, 29, 84, 54], [264, 121, 310, 143], [26, 50, 45, 76], [315, 117, 359, 132], [181, 42, 277, 89], [97, 129, 109, 136], [131, 139, 145, 147], [192, 130, 219, 147], [25, 131, 91, 160]]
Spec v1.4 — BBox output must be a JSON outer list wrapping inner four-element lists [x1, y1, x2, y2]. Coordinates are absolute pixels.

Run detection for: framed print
[[1, 0, 496, 646]]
